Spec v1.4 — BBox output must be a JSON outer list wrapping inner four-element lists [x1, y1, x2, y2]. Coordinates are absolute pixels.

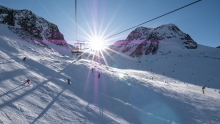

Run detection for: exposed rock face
[[217, 46, 220, 48], [181, 34, 197, 49], [110, 24, 197, 57], [0, 5, 67, 47]]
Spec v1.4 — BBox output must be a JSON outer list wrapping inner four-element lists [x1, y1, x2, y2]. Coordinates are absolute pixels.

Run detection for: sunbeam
[[38, 0, 52, 18], [67, 0, 137, 71]]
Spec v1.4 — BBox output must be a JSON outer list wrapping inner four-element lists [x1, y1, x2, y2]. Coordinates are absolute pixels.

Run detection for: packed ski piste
[[0, 22, 220, 123]]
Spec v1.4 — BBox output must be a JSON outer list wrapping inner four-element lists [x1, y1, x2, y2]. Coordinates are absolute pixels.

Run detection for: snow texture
[[0, 23, 220, 124]]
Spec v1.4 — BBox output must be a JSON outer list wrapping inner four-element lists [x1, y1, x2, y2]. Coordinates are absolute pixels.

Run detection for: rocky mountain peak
[[110, 23, 198, 58], [0, 5, 68, 48]]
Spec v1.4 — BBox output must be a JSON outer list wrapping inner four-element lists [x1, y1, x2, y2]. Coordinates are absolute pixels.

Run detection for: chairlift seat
[[72, 50, 83, 54]]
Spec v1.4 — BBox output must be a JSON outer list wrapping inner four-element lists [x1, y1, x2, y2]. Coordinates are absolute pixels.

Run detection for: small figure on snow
[[40, 58, 43, 62], [23, 57, 26, 62], [202, 85, 206, 94], [98, 73, 100, 78], [92, 68, 94, 72], [67, 78, 71, 84], [24, 78, 30, 85]]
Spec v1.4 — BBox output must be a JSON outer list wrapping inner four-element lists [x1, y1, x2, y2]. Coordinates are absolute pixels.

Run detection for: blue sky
[[0, 0, 219, 47]]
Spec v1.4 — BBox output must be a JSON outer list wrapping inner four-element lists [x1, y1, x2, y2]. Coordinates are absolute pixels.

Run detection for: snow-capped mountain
[[0, 5, 72, 55], [110, 24, 197, 57]]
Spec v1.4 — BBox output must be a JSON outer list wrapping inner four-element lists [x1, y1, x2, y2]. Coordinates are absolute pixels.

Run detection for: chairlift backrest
[[74, 46, 79, 51]]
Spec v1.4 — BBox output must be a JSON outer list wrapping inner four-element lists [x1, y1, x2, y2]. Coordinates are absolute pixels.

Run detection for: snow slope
[[0, 24, 220, 124]]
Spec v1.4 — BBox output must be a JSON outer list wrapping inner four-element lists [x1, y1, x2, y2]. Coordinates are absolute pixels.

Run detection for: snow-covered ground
[[0, 24, 220, 124]]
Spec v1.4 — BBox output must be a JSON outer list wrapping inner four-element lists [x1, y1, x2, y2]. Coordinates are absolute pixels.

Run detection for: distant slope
[[0, 5, 73, 56], [106, 24, 220, 89]]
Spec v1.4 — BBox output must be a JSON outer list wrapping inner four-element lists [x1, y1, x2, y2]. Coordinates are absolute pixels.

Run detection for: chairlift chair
[[71, 46, 83, 54], [71, 41, 86, 54]]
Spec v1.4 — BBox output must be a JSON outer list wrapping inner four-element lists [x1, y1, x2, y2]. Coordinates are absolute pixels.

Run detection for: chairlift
[[71, 41, 84, 54], [71, 46, 82, 54]]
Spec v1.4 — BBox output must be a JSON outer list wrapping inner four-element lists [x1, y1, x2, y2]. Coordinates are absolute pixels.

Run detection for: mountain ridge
[[110, 23, 197, 58], [0, 5, 72, 53]]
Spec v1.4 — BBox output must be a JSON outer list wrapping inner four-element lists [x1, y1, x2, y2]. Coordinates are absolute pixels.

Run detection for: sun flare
[[89, 36, 106, 51]]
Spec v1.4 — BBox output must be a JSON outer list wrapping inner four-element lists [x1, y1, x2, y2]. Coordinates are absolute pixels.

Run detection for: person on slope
[[67, 78, 71, 84], [202, 85, 206, 94], [23, 57, 26, 62], [98, 73, 100, 78], [24, 79, 30, 85]]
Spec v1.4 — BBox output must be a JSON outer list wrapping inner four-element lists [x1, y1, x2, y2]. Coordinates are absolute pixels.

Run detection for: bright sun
[[89, 36, 105, 51]]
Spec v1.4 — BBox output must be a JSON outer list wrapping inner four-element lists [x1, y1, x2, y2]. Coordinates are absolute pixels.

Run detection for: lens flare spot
[[118, 72, 125, 79], [126, 81, 131, 86]]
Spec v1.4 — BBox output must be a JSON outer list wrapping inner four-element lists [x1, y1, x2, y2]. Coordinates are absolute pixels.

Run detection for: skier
[[39, 58, 43, 63], [98, 73, 100, 78], [23, 57, 26, 62], [67, 78, 71, 84], [24, 78, 30, 85], [202, 85, 206, 94], [92, 68, 94, 72]]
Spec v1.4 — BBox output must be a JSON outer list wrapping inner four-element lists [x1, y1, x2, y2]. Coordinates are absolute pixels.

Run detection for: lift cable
[[75, 0, 77, 42], [106, 0, 202, 39]]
